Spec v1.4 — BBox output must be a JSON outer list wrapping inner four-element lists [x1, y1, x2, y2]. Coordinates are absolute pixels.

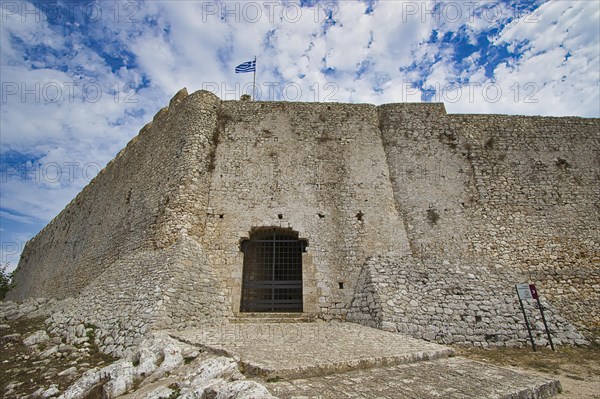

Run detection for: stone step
[[230, 313, 316, 323], [264, 357, 562, 399], [170, 321, 453, 379]]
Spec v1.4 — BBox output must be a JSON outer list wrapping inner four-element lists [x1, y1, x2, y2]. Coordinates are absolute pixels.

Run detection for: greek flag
[[235, 60, 256, 73]]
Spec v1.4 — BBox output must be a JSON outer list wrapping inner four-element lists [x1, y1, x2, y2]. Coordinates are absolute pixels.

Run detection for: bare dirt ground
[[458, 344, 600, 399]]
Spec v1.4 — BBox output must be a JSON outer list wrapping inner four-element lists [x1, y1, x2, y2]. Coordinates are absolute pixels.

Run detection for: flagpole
[[252, 56, 257, 101]]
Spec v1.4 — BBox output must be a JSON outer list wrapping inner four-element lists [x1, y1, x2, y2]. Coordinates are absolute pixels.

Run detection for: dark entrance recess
[[240, 228, 306, 312]]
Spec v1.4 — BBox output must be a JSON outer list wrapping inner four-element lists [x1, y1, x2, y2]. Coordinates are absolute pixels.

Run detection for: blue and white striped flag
[[235, 60, 256, 73]]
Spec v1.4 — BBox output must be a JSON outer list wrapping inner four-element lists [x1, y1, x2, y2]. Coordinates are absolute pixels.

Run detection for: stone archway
[[240, 227, 306, 312]]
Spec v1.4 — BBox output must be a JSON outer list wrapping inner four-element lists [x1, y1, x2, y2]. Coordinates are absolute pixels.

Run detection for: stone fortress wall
[[348, 106, 598, 345], [449, 114, 599, 337], [8, 89, 231, 355], [204, 99, 411, 319], [7, 89, 599, 354]]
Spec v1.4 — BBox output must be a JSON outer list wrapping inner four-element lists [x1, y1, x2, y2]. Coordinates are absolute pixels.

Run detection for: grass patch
[[457, 344, 600, 380], [166, 383, 181, 399], [183, 357, 194, 365]]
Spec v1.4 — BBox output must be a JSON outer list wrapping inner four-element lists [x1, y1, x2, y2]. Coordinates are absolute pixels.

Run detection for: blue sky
[[1, 0, 599, 270]]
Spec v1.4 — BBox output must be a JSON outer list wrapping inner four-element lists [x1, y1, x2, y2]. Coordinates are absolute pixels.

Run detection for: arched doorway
[[240, 228, 306, 312]]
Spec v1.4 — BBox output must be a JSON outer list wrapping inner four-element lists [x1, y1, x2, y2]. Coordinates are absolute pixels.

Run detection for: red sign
[[529, 284, 539, 299]]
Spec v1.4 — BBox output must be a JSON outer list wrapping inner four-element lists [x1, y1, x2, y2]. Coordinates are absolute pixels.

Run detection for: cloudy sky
[[1, 0, 599, 270]]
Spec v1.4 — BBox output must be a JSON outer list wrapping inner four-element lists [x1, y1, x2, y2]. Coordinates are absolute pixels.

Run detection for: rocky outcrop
[[1, 299, 275, 398], [58, 332, 275, 399]]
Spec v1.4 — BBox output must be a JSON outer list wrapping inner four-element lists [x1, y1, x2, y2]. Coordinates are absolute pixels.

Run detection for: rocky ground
[[1, 315, 115, 398], [1, 300, 275, 399], [2, 298, 598, 398]]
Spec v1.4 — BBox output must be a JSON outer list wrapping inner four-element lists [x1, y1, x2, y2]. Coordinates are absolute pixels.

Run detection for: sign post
[[516, 284, 536, 352], [530, 284, 555, 351]]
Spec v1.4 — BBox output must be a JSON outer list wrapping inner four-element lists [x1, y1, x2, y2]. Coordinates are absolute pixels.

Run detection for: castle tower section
[[8, 89, 221, 302], [450, 114, 600, 338], [378, 103, 477, 261], [202, 100, 412, 319], [364, 104, 598, 345]]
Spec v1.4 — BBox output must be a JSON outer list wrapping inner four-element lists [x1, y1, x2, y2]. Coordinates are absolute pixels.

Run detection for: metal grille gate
[[240, 228, 304, 312]]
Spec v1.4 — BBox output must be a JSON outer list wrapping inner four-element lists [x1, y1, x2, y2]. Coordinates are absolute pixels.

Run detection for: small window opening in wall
[[555, 157, 570, 169], [427, 207, 440, 225], [278, 214, 283, 220], [338, 282, 344, 289], [125, 189, 132, 205], [356, 211, 364, 221], [219, 214, 224, 219], [318, 213, 325, 219]]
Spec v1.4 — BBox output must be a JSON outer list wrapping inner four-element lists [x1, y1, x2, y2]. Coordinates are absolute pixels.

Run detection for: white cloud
[[0, 2, 164, 233], [0, 211, 38, 225], [0, 0, 598, 255], [432, 1, 600, 116]]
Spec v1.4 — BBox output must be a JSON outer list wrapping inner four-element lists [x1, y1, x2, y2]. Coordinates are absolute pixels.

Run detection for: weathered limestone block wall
[[378, 103, 477, 261], [146, 90, 232, 325], [154, 90, 221, 248], [378, 104, 598, 343], [348, 256, 588, 346], [8, 89, 230, 354], [451, 115, 600, 337], [8, 88, 196, 300], [48, 236, 228, 356], [202, 100, 411, 318], [6, 88, 598, 350]]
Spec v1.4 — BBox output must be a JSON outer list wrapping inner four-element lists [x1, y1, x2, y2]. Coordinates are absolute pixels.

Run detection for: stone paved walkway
[[169, 321, 452, 379], [264, 357, 561, 399], [169, 321, 561, 398]]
